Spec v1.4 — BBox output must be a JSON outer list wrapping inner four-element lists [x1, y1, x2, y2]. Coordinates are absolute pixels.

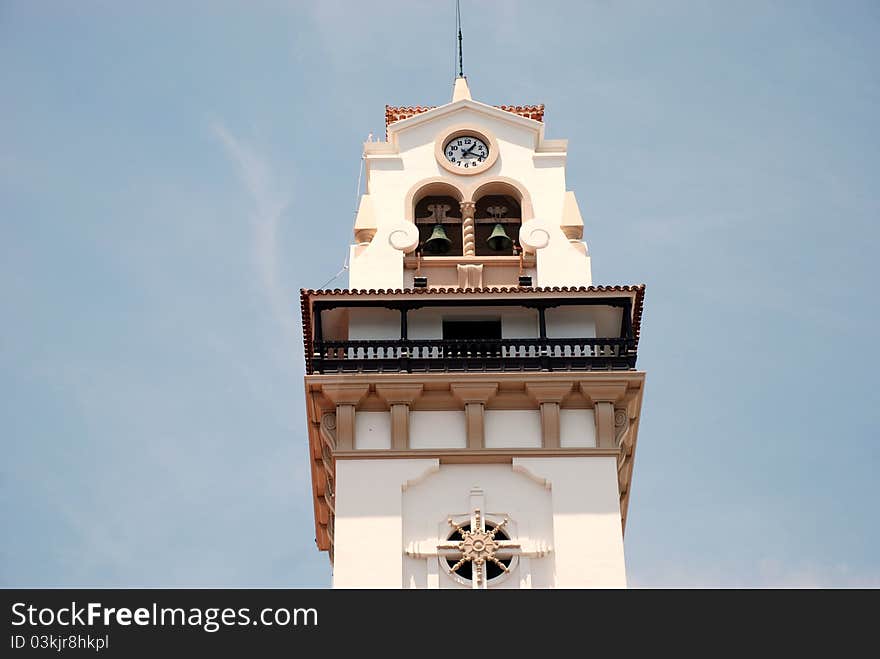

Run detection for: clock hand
[[461, 144, 484, 158]]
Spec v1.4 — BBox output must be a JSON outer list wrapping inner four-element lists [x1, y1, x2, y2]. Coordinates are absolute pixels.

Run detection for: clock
[[434, 127, 499, 175], [443, 135, 489, 170]]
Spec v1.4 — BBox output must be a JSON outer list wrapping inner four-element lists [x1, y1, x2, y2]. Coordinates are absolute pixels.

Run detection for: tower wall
[[350, 100, 592, 290], [300, 79, 646, 589], [333, 456, 626, 588]]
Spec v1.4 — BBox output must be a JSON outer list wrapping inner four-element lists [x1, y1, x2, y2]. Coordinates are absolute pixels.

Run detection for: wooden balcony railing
[[310, 337, 636, 374]]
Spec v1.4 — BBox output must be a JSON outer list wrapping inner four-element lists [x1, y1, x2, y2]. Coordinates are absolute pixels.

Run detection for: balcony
[[301, 286, 645, 376], [312, 337, 635, 374]]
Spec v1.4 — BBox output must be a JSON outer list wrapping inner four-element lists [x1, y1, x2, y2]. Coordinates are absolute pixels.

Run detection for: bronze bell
[[486, 223, 513, 251], [423, 224, 452, 254]]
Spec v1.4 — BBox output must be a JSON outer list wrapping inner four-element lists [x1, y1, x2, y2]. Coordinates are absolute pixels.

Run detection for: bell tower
[[300, 77, 646, 588]]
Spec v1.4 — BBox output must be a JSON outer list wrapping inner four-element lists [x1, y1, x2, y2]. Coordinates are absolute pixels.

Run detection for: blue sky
[[2, 1, 878, 587]]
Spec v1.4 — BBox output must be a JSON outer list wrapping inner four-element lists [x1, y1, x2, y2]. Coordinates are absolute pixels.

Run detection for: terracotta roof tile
[[385, 103, 544, 127]]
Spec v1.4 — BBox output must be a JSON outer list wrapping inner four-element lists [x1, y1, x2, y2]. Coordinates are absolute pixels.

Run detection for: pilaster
[[579, 381, 628, 449], [525, 381, 574, 449], [322, 384, 369, 451], [451, 383, 498, 449], [375, 384, 424, 450]]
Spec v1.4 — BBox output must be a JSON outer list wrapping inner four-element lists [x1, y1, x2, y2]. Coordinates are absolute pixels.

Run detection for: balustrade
[[310, 337, 635, 373]]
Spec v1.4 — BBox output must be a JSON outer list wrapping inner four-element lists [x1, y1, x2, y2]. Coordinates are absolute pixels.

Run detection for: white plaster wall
[[546, 307, 597, 339], [532, 240, 592, 288], [410, 411, 466, 449], [344, 306, 610, 344], [350, 101, 592, 290], [333, 459, 439, 588], [559, 409, 597, 448], [484, 410, 542, 448], [593, 306, 624, 339], [408, 306, 538, 340], [513, 457, 626, 588], [355, 411, 391, 450], [336, 456, 625, 588], [402, 463, 555, 589], [348, 308, 399, 340]]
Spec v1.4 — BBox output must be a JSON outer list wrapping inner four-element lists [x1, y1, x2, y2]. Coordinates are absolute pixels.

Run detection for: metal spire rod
[[456, 0, 463, 78]]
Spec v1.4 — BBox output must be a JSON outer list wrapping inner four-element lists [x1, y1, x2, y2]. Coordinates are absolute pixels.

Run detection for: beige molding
[[309, 372, 644, 388], [594, 401, 616, 449], [450, 382, 497, 449], [401, 461, 441, 491], [375, 384, 423, 450], [510, 462, 553, 490], [374, 384, 423, 405], [457, 263, 483, 288], [322, 384, 370, 406], [307, 373, 644, 415], [304, 370, 646, 551], [525, 382, 572, 448], [465, 403, 484, 449], [322, 384, 370, 451], [450, 382, 499, 404], [539, 402, 561, 449], [335, 404, 356, 451], [319, 412, 337, 450], [403, 253, 536, 270], [614, 408, 631, 449], [322, 385, 369, 452], [579, 380, 629, 404], [334, 447, 621, 462], [390, 404, 409, 450], [525, 381, 573, 403]]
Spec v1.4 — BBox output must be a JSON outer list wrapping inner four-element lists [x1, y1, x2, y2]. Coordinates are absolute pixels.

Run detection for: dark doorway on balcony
[[442, 320, 502, 340]]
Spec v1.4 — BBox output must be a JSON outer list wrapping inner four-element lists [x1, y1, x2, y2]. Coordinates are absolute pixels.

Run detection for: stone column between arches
[[460, 201, 476, 256]]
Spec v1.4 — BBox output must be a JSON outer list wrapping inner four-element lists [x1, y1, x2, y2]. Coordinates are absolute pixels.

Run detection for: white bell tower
[[300, 77, 646, 588]]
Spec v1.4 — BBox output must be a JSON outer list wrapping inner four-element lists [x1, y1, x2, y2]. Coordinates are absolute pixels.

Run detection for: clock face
[[444, 135, 489, 170]]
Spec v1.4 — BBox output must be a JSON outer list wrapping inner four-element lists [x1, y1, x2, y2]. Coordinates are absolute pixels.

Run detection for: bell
[[486, 223, 513, 252], [423, 224, 452, 254]]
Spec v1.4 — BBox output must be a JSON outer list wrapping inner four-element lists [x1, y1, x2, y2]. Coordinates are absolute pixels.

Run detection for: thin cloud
[[211, 120, 298, 341]]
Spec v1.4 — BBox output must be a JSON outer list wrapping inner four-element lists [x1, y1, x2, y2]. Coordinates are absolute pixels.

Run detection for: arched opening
[[414, 192, 463, 256], [474, 192, 522, 257]]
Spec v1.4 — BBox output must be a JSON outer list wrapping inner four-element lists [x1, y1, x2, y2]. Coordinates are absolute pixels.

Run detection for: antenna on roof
[[456, 0, 464, 78]]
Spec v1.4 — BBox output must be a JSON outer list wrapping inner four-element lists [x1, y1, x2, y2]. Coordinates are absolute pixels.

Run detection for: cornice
[[334, 447, 621, 462]]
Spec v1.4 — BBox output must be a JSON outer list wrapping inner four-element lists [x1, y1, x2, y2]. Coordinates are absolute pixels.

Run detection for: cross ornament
[[404, 488, 552, 589], [437, 509, 521, 589]]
